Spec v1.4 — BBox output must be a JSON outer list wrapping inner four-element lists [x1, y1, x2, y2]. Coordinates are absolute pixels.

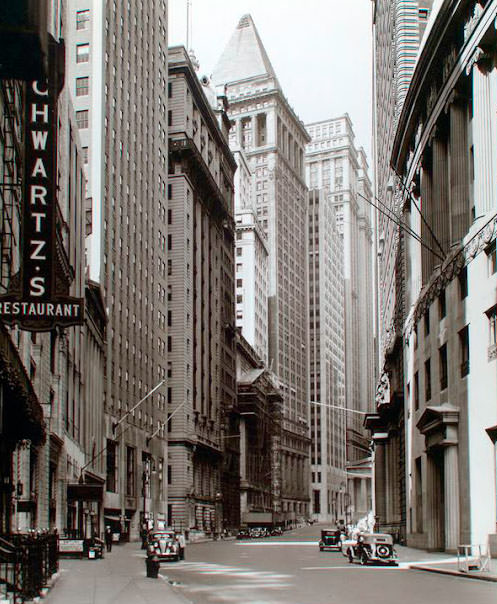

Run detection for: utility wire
[[357, 191, 445, 262], [359, 189, 424, 247], [392, 166, 446, 257]]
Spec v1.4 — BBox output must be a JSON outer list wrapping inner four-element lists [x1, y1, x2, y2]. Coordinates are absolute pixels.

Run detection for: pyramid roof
[[212, 14, 279, 87]]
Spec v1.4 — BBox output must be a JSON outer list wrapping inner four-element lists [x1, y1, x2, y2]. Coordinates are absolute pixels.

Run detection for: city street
[[159, 525, 495, 604]]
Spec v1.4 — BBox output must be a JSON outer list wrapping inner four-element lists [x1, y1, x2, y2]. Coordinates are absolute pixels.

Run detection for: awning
[[0, 322, 45, 445], [67, 483, 103, 501], [104, 515, 121, 522]]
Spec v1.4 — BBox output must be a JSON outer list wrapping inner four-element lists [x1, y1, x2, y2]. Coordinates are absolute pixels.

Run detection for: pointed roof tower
[[212, 14, 279, 87]]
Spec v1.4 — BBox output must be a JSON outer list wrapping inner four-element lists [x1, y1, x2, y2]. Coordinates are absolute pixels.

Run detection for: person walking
[[104, 526, 113, 552]]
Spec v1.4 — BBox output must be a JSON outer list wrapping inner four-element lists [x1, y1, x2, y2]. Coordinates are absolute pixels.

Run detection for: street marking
[[238, 541, 318, 546]]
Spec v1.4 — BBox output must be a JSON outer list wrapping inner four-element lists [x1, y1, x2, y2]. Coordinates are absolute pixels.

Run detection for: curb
[[410, 564, 497, 583]]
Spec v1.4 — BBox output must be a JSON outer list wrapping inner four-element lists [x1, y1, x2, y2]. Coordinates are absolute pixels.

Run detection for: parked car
[[270, 527, 283, 536], [344, 533, 398, 566], [237, 529, 250, 540], [318, 528, 343, 551], [146, 530, 180, 562]]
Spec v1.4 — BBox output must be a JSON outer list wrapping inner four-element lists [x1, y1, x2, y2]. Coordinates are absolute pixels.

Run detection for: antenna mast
[[186, 0, 192, 51]]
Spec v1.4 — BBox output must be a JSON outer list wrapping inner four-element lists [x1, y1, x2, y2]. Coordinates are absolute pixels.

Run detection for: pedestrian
[[105, 526, 113, 552]]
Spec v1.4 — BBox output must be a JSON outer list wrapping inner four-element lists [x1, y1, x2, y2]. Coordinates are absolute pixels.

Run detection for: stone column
[[449, 98, 470, 242], [444, 445, 460, 552], [420, 156, 434, 282], [374, 443, 387, 526], [472, 61, 494, 217], [432, 131, 449, 254]]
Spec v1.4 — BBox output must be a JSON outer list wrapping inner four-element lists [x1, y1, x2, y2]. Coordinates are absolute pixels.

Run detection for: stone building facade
[[390, 0, 497, 553], [369, 0, 434, 542], [167, 46, 237, 534]]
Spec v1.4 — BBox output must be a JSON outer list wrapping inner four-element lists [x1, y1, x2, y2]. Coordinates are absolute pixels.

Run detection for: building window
[[76, 110, 89, 129], [439, 290, 446, 319], [459, 325, 470, 377], [76, 43, 90, 63], [425, 359, 431, 402], [82, 146, 89, 163], [76, 9, 90, 30], [167, 465, 172, 485], [125, 446, 136, 497], [106, 440, 117, 493], [76, 76, 89, 96], [424, 310, 430, 336], [439, 344, 448, 390], [459, 267, 468, 299], [168, 110, 172, 126], [486, 240, 496, 275]]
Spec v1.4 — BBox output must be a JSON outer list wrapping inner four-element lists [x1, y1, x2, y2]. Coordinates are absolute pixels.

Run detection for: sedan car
[[146, 530, 180, 562], [344, 533, 398, 566]]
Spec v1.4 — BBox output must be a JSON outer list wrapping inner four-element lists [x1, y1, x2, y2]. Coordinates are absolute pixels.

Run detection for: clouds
[[168, 0, 372, 157]]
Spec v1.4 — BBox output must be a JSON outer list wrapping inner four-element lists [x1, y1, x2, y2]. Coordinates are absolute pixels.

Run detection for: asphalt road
[[160, 526, 496, 604]]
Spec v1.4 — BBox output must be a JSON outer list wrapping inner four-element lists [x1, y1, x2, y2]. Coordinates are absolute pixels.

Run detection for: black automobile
[[318, 528, 343, 551], [237, 529, 250, 540], [345, 533, 398, 566], [146, 530, 180, 562]]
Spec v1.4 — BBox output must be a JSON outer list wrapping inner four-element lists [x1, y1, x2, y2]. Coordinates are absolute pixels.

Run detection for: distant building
[[306, 189, 347, 523], [213, 14, 311, 523], [236, 333, 282, 528], [167, 46, 237, 534], [234, 203, 269, 365], [305, 116, 375, 522]]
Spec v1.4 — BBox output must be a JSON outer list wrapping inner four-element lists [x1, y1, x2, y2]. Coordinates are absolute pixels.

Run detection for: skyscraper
[[306, 188, 346, 523], [67, 0, 170, 538], [305, 116, 374, 522], [213, 15, 311, 523]]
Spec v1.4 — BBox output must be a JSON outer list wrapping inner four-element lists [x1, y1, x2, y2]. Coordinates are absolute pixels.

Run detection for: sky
[[168, 0, 374, 162]]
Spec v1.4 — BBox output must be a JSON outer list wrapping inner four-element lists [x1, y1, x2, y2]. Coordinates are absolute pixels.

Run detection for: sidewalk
[[44, 542, 188, 604], [396, 544, 497, 583]]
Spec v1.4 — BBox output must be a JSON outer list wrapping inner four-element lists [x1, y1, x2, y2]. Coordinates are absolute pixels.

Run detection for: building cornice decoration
[[404, 212, 497, 338], [392, 0, 497, 174], [463, 1, 484, 42], [375, 371, 391, 407]]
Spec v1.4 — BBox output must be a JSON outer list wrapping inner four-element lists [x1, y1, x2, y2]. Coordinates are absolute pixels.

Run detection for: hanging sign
[[0, 77, 84, 330]]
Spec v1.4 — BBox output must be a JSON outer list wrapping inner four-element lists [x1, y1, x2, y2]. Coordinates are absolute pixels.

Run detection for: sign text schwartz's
[[0, 79, 84, 330]]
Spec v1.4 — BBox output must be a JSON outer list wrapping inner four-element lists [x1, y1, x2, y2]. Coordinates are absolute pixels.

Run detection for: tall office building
[[232, 145, 269, 364], [213, 15, 311, 523], [368, 0, 433, 540], [66, 0, 170, 538], [307, 189, 346, 523], [167, 47, 237, 533], [305, 116, 375, 521]]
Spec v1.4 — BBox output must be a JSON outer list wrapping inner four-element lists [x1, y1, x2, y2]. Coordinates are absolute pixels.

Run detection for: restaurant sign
[[0, 78, 84, 330]]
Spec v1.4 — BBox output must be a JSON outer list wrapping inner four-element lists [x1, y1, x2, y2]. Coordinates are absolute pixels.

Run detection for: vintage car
[[319, 528, 343, 551], [146, 530, 180, 562], [344, 533, 398, 566], [237, 529, 250, 540]]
